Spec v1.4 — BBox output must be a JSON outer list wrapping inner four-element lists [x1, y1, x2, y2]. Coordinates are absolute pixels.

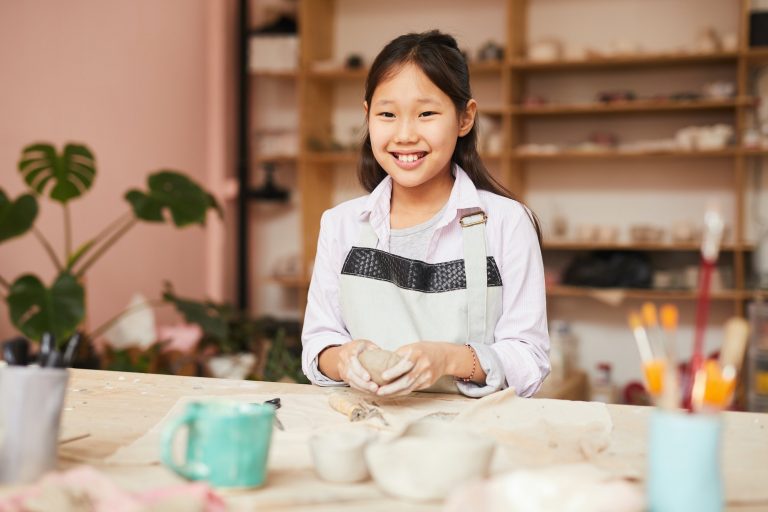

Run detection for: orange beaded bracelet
[[459, 344, 477, 382]]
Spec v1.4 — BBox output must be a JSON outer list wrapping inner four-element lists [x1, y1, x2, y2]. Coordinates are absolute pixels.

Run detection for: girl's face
[[366, 63, 476, 192]]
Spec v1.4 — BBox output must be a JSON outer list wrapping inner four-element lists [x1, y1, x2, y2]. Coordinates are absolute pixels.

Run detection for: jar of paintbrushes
[[628, 303, 749, 512]]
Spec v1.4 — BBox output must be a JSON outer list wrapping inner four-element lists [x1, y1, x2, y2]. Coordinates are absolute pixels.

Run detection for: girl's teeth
[[398, 153, 421, 163]]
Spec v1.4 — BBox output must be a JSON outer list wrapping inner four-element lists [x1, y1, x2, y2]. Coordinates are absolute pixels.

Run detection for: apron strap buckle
[[459, 211, 487, 228]]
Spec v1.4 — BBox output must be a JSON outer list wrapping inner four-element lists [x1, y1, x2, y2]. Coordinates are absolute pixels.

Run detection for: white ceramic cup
[[309, 429, 373, 483]]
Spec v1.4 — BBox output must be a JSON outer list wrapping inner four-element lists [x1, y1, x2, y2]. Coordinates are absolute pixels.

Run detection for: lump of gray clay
[[359, 349, 402, 385]]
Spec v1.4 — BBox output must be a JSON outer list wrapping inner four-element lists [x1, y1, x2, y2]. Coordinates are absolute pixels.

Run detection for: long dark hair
[[358, 30, 542, 243]]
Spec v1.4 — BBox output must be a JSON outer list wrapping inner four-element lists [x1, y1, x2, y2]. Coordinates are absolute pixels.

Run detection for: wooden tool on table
[[328, 392, 388, 425]]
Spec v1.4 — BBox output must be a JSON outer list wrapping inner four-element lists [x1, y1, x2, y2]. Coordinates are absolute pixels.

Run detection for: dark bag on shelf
[[562, 251, 652, 288]]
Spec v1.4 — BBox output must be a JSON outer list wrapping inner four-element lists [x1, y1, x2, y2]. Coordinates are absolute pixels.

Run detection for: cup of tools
[[0, 364, 70, 484], [647, 410, 723, 512], [0, 332, 77, 484]]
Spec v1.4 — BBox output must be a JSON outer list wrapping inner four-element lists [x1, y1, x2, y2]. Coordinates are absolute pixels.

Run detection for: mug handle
[[161, 409, 208, 481]]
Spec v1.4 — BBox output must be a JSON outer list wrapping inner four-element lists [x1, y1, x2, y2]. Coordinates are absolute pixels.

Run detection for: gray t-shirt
[[389, 204, 448, 261]]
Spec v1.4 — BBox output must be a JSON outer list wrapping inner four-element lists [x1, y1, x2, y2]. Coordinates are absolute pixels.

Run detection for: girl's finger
[[349, 353, 372, 382], [377, 374, 414, 396], [349, 374, 378, 393], [381, 356, 414, 381]]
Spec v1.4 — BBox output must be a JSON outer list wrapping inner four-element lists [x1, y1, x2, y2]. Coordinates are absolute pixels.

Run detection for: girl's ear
[[458, 99, 477, 137], [363, 101, 369, 116]]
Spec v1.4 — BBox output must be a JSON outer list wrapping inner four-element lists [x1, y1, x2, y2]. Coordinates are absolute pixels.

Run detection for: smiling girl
[[301, 30, 550, 398]]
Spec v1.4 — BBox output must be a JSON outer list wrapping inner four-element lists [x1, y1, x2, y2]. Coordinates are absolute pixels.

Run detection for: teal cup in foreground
[[161, 401, 275, 488], [648, 410, 723, 512]]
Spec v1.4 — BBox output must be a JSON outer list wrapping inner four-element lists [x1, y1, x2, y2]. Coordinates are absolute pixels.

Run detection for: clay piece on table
[[359, 349, 403, 386]]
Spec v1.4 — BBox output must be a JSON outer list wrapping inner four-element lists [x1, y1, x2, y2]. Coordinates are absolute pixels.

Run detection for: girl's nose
[[393, 120, 418, 144]]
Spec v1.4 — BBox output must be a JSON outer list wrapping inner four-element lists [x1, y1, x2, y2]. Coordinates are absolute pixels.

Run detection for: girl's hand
[[376, 342, 453, 397], [336, 340, 381, 394]]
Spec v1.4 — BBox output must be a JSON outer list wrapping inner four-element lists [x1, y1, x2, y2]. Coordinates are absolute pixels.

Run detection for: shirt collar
[[358, 163, 484, 244]]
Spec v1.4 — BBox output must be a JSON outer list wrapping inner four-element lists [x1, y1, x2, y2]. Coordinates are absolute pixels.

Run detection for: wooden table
[[51, 369, 768, 511]]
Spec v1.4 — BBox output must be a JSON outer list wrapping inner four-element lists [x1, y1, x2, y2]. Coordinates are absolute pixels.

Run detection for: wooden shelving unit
[[512, 97, 753, 116], [237, 0, 768, 316], [547, 285, 746, 302], [514, 148, 768, 161], [542, 241, 747, 252], [510, 51, 739, 70]]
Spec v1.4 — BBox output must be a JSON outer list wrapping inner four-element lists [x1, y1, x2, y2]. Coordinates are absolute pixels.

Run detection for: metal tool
[[264, 398, 285, 431], [2, 337, 30, 366], [37, 332, 55, 366], [62, 333, 81, 367]]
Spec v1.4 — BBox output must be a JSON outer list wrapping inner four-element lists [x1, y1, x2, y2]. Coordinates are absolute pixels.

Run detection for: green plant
[[162, 282, 260, 355], [262, 327, 308, 384], [162, 284, 307, 383], [0, 142, 220, 346]]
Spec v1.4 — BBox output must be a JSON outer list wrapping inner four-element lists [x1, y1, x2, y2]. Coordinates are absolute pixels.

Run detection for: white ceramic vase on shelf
[[207, 353, 256, 380]]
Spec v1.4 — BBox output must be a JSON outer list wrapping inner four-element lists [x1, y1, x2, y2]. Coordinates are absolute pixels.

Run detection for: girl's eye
[[377, 112, 395, 118], [419, 111, 436, 118]]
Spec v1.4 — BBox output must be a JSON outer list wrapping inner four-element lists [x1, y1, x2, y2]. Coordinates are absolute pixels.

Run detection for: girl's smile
[[391, 151, 428, 169]]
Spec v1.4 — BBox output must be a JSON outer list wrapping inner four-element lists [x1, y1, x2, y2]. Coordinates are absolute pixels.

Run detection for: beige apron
[[339, 211, 503, 393]]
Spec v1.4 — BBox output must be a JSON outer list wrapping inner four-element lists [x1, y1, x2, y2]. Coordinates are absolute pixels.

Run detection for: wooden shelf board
[[478, 107, 508, 116], [746, 48, 768, 65], [250, 70, 298, 79], [512, 97, 751, 116], [510, 51, 738, 71], [542, 241, 744, 252], [742, 148, 768, 157], [547, 285, 744, 301], [514, 148, 740, 160], [254, 154, 298, 164]]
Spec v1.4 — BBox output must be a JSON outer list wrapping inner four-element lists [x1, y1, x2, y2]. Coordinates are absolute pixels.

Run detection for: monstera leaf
[[18, 143, 96, 203], [125, 171, 221, 227], [7, 272, 85, 343], [0, 189, 38, 243]]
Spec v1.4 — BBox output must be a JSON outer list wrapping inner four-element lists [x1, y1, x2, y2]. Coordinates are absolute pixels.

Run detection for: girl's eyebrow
[[373, 97, 440, 107]]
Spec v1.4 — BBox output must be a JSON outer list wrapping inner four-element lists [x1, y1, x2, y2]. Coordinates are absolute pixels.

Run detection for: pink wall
[[0, 0, 232, 339]]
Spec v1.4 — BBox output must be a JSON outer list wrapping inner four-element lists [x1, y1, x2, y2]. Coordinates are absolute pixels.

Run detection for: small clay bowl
[[365, 427, 495, 501], [309, 429, 373, 483]]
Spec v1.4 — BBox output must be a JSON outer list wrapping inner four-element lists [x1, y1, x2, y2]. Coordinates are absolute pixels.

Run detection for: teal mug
[[161, 401, 275, 488], [648, 410, 723, 512]]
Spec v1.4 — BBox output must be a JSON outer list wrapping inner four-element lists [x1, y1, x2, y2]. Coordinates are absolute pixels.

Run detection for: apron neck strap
[[460, 210, 489, 345], [356, 219, 379, 249]]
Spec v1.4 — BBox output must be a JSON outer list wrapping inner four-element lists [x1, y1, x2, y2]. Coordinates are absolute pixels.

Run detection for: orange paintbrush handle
[[643, 360, 665, 396]]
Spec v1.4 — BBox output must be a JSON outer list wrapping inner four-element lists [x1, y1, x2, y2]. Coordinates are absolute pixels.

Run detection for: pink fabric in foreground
[[0, 466, 225, 512]]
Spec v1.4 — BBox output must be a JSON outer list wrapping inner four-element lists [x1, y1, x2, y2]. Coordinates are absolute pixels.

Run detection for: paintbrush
[[642, 302, 666, 362], [717, 317, 750, 407], [629, 311, 664, 399], [686, 206, 724, 410], [658, 304, 680, 409]]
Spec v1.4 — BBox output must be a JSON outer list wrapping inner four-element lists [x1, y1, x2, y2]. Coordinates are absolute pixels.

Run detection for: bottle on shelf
[[591, 362, 617, 403], [549, 320, 580, 382]]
